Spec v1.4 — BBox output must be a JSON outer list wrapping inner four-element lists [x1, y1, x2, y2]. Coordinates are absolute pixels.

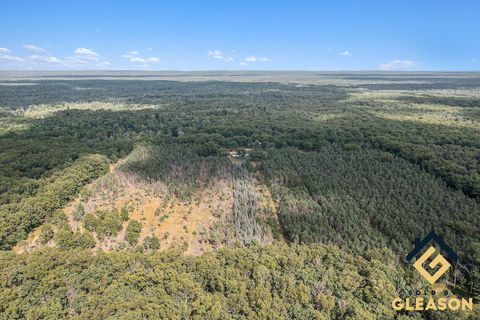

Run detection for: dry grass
[[15, 146, 281, 255]]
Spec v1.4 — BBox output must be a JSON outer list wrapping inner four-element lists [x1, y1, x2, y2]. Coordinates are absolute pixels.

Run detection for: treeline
[[0, 155, 109, 249], [2, 243, 477, 320], [0, 79, 346, 109], [260, 146, 480, 296], [260, 146, 480, 254], [318, 111, 480, 198], [119, 144, 233, 199]]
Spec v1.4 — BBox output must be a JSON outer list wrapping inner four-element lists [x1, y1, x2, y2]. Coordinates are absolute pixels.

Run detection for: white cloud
[[147, 57, 160, 63], [122, 51, 160, 64], [239, 62, 248, 66], [122, 53, 136, 59], [0, 46, 110, 69], [74, 48, 99, 61], [243, 56, 270, 63], [0, 54, 26, 62], [64, 56, 89, 66], [130, 57, 146, 63], [28, 55, 63, 64], [75, 48, 98, 56], [207, 49, 234, 62], [23, 44, 47, 53], [339, 51, 351, 56], [0, 47, 11, 53], [208, 49, 224, 59], [63, 48, 108, 67], [379, 59, 416, 70]]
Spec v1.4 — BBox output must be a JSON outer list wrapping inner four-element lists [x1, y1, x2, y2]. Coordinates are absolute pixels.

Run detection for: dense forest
[[0, 71, 479, 319], [1, 244, 478, 320]]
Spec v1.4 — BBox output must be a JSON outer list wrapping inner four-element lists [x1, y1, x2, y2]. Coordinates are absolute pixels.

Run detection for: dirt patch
[[15, 152, 279, 255]]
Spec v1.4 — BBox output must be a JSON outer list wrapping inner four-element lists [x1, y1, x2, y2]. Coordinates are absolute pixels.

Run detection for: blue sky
[[1, 0, 479, 70]]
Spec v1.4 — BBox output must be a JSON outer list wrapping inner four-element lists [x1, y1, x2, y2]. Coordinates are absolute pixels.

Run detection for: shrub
[[55, 227, 76, 250], [39, 224, 54, 244], [83, 213, 97, 232], [120, 206, 129, 221], [125, 220, 142, 246], [143, 235, 160, 251], [72, 203, 86, 221], [76, 231, 96, 248]]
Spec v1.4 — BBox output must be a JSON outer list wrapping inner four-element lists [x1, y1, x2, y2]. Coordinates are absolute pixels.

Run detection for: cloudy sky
[[1, 0, 479, 70]]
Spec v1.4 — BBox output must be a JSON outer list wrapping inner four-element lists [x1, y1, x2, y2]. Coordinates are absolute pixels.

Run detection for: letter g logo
[[413, 245, 451, 285]]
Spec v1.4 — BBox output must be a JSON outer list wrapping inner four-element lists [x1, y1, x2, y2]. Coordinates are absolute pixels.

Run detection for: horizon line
[[1, 69, 480, 73]]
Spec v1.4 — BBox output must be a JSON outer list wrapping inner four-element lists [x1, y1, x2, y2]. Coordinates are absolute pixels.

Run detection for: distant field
[[2, 70, 480, 85]]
